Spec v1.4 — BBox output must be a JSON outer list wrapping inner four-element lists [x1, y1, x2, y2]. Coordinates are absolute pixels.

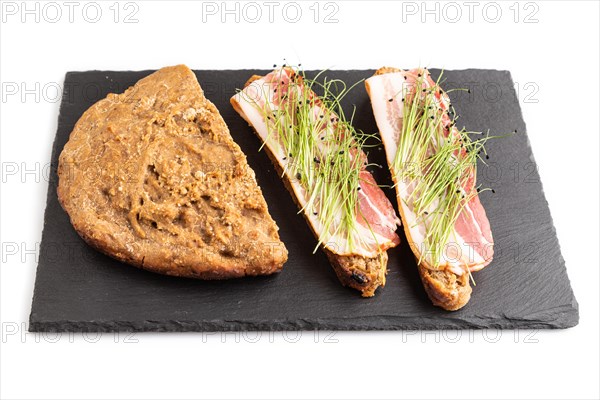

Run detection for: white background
[[1, 1, 599, 399]]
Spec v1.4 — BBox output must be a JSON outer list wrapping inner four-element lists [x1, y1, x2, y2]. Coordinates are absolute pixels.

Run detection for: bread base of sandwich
[[369, 67, 472, 310], [232, 75, 388, 297]]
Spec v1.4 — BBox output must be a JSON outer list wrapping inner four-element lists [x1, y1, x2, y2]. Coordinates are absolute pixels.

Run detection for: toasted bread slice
[[58, 65, 287, 279], [368, 66, 472, 310], [233, 74, 391, 297]]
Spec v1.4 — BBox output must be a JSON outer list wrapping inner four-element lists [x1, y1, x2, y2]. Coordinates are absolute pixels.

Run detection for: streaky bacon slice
[[366, 67, 493, 275], [232, 68, 400, 258]]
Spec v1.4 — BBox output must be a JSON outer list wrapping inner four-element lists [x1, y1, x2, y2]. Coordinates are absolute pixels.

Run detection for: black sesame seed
[[289, 153, 292, 157], [492, 189, 496, 194], [339, 150, 344, 155], [273, 64, 277, 68], [296, 173, 301, 180], [389, 98, 393, 102], [486, 155, 490, 159], [357, 187, 361, 191], [313, 212, 318, 215]]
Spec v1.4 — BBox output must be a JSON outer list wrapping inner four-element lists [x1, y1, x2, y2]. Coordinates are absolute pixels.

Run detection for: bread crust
[[58, 65, 288, 279], [232, 75, 388, 297]]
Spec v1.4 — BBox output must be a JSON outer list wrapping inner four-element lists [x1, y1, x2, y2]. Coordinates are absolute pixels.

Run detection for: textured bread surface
[[58, 65, 287, 279]]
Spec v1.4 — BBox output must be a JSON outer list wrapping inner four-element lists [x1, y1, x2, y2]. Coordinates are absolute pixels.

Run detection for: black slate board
[[29, 69, 578, 331]]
